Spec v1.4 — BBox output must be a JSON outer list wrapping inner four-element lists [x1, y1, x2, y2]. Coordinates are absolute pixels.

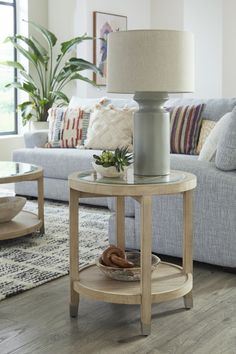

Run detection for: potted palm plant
[[0, 21, 101, 127]]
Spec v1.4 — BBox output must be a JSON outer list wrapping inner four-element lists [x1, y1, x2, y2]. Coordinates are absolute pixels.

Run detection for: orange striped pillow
[[170, 104, 204, 155], [61, 109, 83, 148], [46, 108, 85, 148]]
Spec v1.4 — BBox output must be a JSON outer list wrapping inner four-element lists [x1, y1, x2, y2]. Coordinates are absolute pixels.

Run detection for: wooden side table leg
[[183, 190, 193, 309], [116, 196, 125, 250], [37, 175, 44, 234], [140, 196, 152, 336], [69, 188, 80, 318]]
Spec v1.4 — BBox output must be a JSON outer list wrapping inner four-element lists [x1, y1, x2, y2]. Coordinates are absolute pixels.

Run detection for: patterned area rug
[[0, 200, 110, 301]]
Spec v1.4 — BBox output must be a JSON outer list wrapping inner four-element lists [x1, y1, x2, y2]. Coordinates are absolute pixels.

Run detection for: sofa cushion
[[166, 97, 236, 122], [170, 104, 204, 154], [13, 148, 103, 180], [215, 107, 236, 170], [198, 112, 231, 162]]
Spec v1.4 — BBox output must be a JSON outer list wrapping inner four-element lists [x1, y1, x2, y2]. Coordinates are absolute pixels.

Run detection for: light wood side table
[[68, 169, 197, 335], [0, 161, 44, 240]]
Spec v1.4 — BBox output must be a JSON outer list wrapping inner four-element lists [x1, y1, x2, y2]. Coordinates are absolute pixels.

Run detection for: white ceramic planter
[[92, 162, 127, 178], [30, 121, 49, 132]]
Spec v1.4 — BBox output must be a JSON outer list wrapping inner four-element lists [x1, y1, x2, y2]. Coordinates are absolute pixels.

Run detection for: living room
[[0, 0, 235, 353]]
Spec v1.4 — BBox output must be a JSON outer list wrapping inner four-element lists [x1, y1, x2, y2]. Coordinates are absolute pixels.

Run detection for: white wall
[[222, 0, 236, 97], [48, 0, 78, 99], [0, 136, 24, 161], [184, 0, 222, 98], [151, 0, 184, 30], [150, 0, 223, 99], [48, 0, 151, 98], [84, 0, 151, 98]]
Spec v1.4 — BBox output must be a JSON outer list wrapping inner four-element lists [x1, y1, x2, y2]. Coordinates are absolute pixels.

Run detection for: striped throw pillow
[[170, 104, 204, 154], [46, 108, 88, 148], [61, 108, 83, 148]]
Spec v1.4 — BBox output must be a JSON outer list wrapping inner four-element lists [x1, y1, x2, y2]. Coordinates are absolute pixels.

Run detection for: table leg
[[69, 188, 80, 318], [116, 196, 125, 250], [140, 196, 152, 336], [37, 175, 44, 234], [183, 190, 193, 309]]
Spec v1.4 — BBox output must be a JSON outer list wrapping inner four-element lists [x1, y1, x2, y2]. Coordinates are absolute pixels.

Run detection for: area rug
[[0, 200, 110, 300]]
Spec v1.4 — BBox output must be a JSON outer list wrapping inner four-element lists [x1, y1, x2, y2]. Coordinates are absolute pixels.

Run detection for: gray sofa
[[13, 97, 236, 268]]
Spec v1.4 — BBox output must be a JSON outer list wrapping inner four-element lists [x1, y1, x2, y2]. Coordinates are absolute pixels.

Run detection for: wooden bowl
[[0, 196, 26, 223], [95, 252, 161, 282]]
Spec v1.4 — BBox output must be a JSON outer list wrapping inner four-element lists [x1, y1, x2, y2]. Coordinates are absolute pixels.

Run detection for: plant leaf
[[50, 91, 69, 103], [30, 35, 49, 58], [22, 81, 37, 93], [67, 73, 97, 86], [0, 61, 25, 71], [5, 82, 22, 89], [5, 37, 38, 65], [24, 20, 57, 47], [14, 35, 46, 64], [68, 58, 101, 74], [60, 34, 93, 54]]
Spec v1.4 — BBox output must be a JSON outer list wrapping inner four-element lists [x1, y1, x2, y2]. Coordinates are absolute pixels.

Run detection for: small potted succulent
[[92, 147, 133, 178]]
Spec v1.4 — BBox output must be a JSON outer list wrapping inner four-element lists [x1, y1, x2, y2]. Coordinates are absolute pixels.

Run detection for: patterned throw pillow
[[84, 104, 135, 151], [170, 104, 204, 155], [61, 108, 83, 148], [46, 108, 88, 148], [196, 119, 216, 154]]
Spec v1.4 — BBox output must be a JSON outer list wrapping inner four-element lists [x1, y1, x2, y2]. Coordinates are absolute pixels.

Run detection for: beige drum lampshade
[[107, 30, 194, 93]]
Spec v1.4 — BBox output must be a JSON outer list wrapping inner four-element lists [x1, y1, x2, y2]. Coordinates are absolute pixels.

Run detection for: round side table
[[68, 169, 197, 335], [0, 161, 44, 239]]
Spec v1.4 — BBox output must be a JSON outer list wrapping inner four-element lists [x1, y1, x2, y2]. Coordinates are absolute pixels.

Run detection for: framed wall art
[[93, 11, 127, 86]]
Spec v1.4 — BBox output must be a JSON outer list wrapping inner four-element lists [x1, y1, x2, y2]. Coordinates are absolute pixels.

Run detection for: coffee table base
[[71, 261, 192, 309], [0, 210, 43, 240]]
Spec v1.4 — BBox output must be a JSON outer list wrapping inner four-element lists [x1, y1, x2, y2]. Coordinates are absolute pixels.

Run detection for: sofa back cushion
[[166, 97, 236, 122]]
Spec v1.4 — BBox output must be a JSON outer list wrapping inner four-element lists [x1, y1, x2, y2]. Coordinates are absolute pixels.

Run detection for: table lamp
[[107, 30, 194, 176]]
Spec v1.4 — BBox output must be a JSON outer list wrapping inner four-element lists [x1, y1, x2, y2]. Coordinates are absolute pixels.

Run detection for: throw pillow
[[47, 107, 86, 148], [47, 108, 64, 148], [84, 104, 135, 151], [198, 112, 232, 162], [60, 108, 83, 148], [170, 104, 204, 154], [215, 107, 236, 170], [196, 119, 216, 154]]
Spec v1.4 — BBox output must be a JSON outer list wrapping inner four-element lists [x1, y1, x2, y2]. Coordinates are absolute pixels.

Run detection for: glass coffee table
[[0, 161, 44, 240], [68, 169, 197, 335]]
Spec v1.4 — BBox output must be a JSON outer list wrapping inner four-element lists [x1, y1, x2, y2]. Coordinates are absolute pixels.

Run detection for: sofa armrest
[[24, 132, 48, 148]]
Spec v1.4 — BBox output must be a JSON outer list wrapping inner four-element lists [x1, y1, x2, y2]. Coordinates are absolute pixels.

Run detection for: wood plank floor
[[0, 259, 235, 354]]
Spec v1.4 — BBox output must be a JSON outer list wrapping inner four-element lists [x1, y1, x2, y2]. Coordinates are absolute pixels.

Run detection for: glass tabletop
[[0, 161, 39, 178], [77, 169, 185, 186]]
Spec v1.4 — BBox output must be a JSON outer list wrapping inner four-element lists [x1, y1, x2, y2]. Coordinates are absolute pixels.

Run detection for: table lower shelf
[[73, 261, 192, 305], [0, 210, 43, 240]]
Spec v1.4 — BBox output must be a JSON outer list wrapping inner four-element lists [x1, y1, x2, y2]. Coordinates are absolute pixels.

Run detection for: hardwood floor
[[0, 260, 235, 354]]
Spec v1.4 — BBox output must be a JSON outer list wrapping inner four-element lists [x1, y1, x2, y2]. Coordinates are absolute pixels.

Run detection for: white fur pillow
[[84, 105, 135, 151], [198, 112, 232, 162]]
